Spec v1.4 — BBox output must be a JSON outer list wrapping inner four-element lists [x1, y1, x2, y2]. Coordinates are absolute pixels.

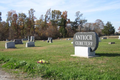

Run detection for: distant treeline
[[0, 8, 114, 41]]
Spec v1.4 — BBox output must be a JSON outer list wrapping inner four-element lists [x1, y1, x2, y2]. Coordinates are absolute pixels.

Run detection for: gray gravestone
[[14, 39, 23, 44], [5, 42, 15, 49], [26, 42, 35, 47], [102, 37, 107, 39], [22, 38, 28, 41], [71, 32, 99, 58], [108, 42, 115, 44], [99, 37, 101, 42]]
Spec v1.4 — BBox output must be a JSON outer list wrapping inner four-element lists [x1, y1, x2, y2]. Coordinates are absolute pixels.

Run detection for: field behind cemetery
[[0, 38, 120, 80]]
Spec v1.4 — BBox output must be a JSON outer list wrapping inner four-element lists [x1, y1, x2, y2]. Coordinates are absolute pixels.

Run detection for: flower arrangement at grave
[[37, 60, 49, 64]]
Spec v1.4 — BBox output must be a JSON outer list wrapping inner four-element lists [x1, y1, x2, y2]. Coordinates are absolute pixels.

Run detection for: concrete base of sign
[[71, 46, 99, 58]]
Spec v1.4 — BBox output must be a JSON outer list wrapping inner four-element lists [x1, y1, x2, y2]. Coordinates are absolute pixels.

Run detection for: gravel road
[[0, 69, 43, 80], [0, 69, 14, 80]]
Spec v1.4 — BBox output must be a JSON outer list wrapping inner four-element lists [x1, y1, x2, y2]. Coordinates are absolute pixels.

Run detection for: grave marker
[[118, 36, 120, 39], [99, 37, 101, 42], [6, 39, 8, 41], [30, 36, 35, 42], [28, 36, 30, 42], [14, 39, 23, 44], [102, 37, 107, 39], [68, 38, 71, 40], [26, 42, 35, 47], [22, 38, 28, 41], [71, 32, 99, 58], [108, 42, 115, 44], [5, 42, 15, 49], [47, 37, 53, 43]]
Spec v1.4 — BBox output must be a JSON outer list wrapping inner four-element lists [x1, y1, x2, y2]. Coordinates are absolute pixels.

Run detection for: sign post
[[71, 32, 99, 58]]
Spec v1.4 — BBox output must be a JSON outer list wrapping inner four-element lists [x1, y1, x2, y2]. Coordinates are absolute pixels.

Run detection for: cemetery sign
[[73, 32, 99, 52]]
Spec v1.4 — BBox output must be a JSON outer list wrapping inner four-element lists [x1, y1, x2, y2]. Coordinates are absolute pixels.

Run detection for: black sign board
[[73, 32, 99, 52]]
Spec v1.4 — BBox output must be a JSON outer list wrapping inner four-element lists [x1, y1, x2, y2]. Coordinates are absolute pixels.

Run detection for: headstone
[[22, 38, 28, 41], [43, 40, 46, 41], [28, 36, 30, 42], [102, 37, 107, 39], [108, 42, 115, 44], [14, 39, 23, 44], [6, 39, 8, 41], [47, 37, 53, 43], [71, 32, 99, 58], [30, 36, 34, 42], [99, 37, 101, 42], [26, 42, 35, 47], [118, 36, 120, 39], [68, 38, 71, 40], [5, 42, 15, 49]]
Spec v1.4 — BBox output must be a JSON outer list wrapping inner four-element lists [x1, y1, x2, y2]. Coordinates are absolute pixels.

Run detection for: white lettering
[[76, 35, 92, 40], [75, 41, 93, 46]]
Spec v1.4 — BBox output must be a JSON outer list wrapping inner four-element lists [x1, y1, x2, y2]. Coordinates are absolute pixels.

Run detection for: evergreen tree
[[102, 22, 115, 35], [58, 18, 67, 38]]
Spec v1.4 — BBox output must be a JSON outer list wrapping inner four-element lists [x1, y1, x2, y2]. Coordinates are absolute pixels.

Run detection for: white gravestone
[[118, 36, 120, 39], [47, 37, 53, 43], [28, 36, 30, 42], [26, 42, 35, 47], [71, 42, 73, 44], [5, 42, 15, 49], [30, 36, 34, 42], [71, 32, 99, 58]]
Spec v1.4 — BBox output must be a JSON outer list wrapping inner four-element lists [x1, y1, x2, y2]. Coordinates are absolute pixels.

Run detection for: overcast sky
[[0, 0, 120, 32]]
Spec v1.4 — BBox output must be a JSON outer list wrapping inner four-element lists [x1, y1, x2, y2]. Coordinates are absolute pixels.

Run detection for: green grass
[[0, 39, 120, 80]]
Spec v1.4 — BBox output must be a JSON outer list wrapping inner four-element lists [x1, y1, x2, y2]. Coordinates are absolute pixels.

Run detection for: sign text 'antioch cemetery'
[[73, 32, 99, 52]]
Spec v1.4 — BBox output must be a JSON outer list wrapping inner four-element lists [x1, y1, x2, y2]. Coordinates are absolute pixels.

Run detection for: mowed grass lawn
[[0, 38, 120, 80]]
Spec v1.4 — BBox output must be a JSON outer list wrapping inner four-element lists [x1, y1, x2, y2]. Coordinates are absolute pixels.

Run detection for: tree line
[[0, 8, 115, 41]]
